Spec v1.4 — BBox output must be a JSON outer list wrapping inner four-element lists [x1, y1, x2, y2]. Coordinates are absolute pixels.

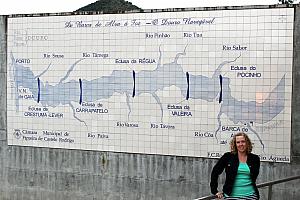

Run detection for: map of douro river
[[7, 8, 293, 162]]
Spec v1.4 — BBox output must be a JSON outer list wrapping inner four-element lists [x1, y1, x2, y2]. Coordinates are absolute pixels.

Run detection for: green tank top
[[230, 162, 255, 197]]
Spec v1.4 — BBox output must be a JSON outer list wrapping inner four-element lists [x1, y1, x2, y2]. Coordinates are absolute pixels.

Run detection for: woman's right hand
[[215, 191, 223, 199]]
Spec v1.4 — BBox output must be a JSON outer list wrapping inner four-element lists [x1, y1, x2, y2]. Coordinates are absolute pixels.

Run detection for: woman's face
[[235, 135, 247, 154]]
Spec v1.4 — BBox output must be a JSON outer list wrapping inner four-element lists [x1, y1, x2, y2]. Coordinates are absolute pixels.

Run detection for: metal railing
[[194, 175, 300, 200]]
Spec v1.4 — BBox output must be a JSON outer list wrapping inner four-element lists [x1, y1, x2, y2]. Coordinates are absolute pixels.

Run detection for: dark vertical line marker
[[37, 78, 40, 103], [219, 75, 223, 103], [132, 70, 136, 98], [79, 78, 82, 105], [186, 72, 189, 100]]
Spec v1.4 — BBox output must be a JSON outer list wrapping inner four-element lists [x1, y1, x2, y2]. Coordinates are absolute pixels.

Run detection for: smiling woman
[[210, 132, 261, 199]]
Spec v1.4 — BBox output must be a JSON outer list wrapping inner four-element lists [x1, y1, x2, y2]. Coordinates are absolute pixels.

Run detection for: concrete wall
[[293, 5, 300, 163], [0, 4, 300, 200]]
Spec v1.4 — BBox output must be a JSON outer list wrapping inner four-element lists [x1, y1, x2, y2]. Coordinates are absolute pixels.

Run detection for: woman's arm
[[252, 154, 260, 180], [210, 153, 229, 195]]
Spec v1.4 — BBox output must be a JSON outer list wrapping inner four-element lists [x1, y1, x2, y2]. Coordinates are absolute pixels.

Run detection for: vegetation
[[76, 0, 141, 13], [278, 0, 296, 4]]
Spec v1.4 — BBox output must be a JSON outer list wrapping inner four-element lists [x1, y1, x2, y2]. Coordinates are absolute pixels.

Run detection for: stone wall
[[0, 4, 299, 200]]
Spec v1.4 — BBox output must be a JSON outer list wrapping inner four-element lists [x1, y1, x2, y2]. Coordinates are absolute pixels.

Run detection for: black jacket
[[210, 152, 260, 198]]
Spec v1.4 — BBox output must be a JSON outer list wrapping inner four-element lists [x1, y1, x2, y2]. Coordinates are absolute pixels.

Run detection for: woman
[[210, 132, 260, 199]]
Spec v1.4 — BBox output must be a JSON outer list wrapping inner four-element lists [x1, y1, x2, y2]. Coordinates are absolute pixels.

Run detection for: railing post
[[268, 185, 272, 200], [194, 175, 300, 200]]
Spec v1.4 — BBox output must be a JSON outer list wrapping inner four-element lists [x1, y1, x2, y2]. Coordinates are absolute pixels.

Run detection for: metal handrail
[[194, 175, 300, 200]]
